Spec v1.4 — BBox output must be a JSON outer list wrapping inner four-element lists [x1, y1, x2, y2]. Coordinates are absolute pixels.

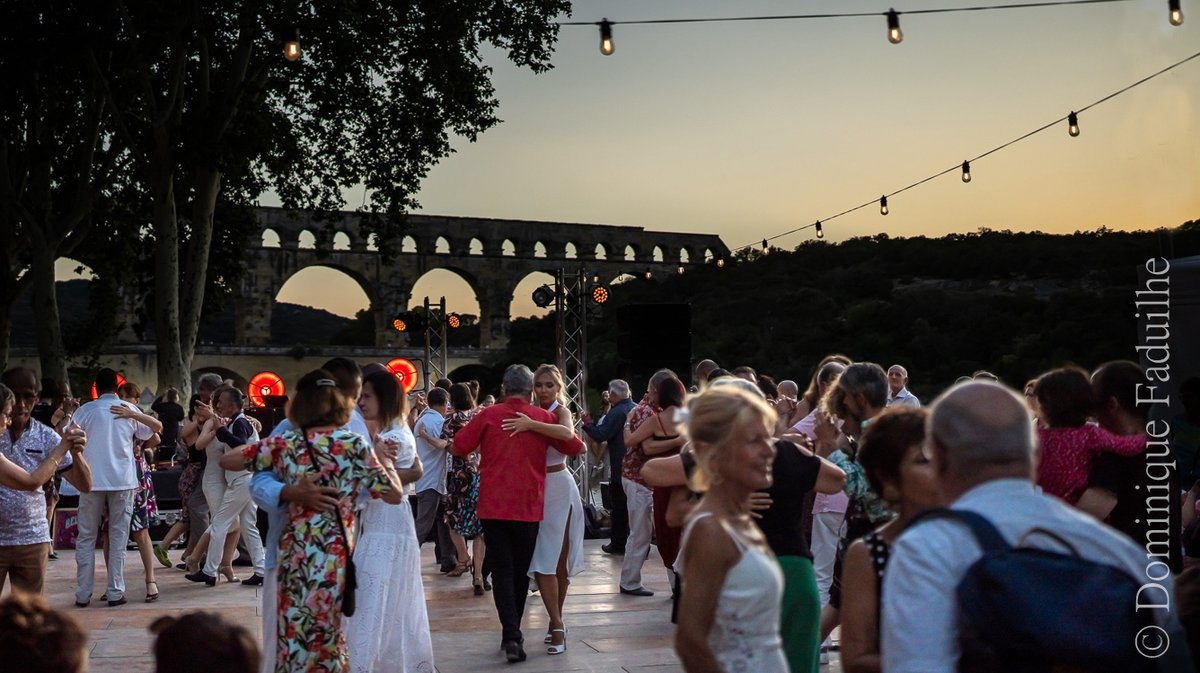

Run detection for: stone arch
[[594, 243, 608, 260], [653, 245, 665, 262], [435, 236, 451, 254], [55, 256, 97, 281], [366, 234, 379, 252], [534, 241, 547, 258], [680, 248, 691, 263], [401, 236, 418, 253], [270, 264, 376, 346], [564, 242, 578, 259], [511, 270, 557, 318], [704, 247, 715, 261], [469, 238, 484, 255], [502, 239, 516, 257], [262, 228, 282, 248], [624, 244, 637, 261], [612, 272, 638, 285], [191, 366, 248, 393], [333, 232, 352, 251], [298, 230, 317, 249]]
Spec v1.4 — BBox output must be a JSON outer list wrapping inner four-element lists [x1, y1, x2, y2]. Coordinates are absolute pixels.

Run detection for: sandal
[[545, 626, 568, 644], [546, 628, 567, 655], [447, 555, 472, 578], [145, 581, 159, 603], [473, 574, 484, 596]]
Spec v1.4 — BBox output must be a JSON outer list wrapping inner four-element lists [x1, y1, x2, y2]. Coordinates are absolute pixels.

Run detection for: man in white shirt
[[885, 364, 921, 408], [881, 381, 1191, 672], [412, 387, 457, 572], [71, 368, 158, 607]]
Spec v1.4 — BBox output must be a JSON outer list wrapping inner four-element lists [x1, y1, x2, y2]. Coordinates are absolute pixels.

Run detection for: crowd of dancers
[[2, 354, 1200, 672]]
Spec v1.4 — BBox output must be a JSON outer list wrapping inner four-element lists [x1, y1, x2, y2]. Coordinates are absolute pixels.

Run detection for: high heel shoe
[[546, 628, 567, 655], [473, 574, 484, 596], [545, 626, 568, 644], [145, 580, 159, 602], [218, 565, 240, 583], [185, 555, 201, 574], [448, 555, 472, 578]]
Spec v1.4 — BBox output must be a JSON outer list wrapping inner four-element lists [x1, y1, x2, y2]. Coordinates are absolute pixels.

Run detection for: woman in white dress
[[673, 387, 789, 673], [502, 364, 585, 655], [345, 369, 434, 673]]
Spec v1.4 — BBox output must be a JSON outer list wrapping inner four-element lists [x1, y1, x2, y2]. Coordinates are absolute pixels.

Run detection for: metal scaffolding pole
[[422, 296, 448, 390], [555, 268, 591, 502]]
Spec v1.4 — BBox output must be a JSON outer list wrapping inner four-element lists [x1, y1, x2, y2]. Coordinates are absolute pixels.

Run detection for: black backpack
[[905, 508, 1156, 673]]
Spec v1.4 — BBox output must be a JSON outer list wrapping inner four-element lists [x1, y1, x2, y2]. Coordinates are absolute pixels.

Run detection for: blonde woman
[[502, 364, 585, 655], [674, 387, 788, 673]]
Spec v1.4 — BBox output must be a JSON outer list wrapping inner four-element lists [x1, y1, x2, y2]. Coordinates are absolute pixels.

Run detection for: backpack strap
[[904, 507, 1010, 554]]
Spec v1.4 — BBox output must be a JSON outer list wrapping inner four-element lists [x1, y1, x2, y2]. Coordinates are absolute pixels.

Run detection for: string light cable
[[560, 0, 1183, 54], [729, 47, 1200, 255]]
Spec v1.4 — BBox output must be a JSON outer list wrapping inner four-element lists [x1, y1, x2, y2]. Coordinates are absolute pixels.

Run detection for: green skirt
[[778, 555, 821, 673]]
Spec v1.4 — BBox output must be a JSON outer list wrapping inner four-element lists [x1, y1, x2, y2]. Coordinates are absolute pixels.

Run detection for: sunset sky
[[60, 1, 1200, 321]]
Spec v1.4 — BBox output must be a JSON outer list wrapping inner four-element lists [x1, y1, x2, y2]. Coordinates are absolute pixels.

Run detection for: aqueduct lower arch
[[236, 207, 730, 349]]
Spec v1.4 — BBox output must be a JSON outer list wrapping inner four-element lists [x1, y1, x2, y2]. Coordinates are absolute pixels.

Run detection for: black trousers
[[481, 519, 540, 643], [608, 447, 629, 548]]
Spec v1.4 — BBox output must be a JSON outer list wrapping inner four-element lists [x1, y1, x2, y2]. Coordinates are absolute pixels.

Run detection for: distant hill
[[10, 280, 360, 347]]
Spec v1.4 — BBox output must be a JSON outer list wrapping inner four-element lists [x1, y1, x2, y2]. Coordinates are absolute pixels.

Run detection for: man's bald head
[[777, 380, 799, 399], [694, 359, 719, 387], [927, 381, 1035, 494]]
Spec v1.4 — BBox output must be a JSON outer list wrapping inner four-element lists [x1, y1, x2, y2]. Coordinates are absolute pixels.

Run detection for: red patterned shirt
[[1036, 424, 1146, 504], [449, 397, 584, 522], [621, 401, 661, 487]]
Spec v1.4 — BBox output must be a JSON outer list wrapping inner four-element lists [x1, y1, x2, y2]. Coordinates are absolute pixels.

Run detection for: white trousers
[[620, 479, 654, 591], [812, 510, 845, 605], [75, 489, 135, 603], [203, 470, 265, 575]]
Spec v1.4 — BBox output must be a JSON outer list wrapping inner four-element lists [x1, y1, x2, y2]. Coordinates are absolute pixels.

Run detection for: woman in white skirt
[[503, 364, 585, 655], [345, 369, 434, 673]]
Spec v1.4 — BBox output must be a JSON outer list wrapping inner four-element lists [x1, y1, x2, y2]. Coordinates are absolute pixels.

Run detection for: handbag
[[302, 430, 358, 617]]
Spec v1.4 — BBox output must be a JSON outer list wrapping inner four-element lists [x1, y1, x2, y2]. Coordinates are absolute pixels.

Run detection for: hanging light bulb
[[599, 19, 614, 55], [677, 265, 685, 275], [717, 258, 725, 268], [815, 221, 824, 239], [886, 9, 903, 44], [1169, 0, 1184, 25], [644, 270, 652, 280], [283, 29, 301, 61], [1067, 111, 1080, 137], [761, 239, 770, 255], [880, 195, 889, 216], [961, 160, 972, 183]]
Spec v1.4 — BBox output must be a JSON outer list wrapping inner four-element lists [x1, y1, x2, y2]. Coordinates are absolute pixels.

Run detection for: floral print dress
[[442, 408, 482, 538], [240, 428, 392, 673], [130, 441, 159, 532]]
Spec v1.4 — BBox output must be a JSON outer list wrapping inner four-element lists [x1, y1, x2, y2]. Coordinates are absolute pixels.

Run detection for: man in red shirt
[[450, 364, 584, 663]]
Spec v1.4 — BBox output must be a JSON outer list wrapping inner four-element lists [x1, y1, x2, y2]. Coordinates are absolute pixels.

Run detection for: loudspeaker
[[617, 303, 692, 396]]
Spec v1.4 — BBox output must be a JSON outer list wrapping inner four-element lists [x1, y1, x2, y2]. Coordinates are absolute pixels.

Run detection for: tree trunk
[[151, 141, 187, 397], [178, 166, 221, 379], [29, 232, 69, 385]]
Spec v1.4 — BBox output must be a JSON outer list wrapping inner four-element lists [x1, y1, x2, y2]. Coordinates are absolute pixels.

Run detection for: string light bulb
[[880, 195, 889, 216], [599, 19, 614, 55], [762, 239, 770, 255], [644, 270, 652, 280], [284, 29, 301, 61], [1170, 0, 1184, 25], [815, 221, 824, 239], [677, 265, 685, 275], [1067, 111, 1080, 137], [961, 160, 972, 183], [886, 9, 903, 44]]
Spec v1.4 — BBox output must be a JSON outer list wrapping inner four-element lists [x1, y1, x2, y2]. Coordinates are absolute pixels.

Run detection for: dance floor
[[39, 539, 843, 672]]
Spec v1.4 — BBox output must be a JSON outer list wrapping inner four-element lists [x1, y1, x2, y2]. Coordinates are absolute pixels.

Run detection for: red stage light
[[385, 358, 420, 394], [248, 371, 286, 408]]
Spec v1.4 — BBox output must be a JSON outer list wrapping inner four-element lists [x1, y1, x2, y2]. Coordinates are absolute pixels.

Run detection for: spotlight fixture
[[391, 314, 408, 332], [284, 29, 301, 61], [644, 270, 653, 280], [886, 9, 903, 44], [961, 160, 972, 183], [599, 19, 614, 55], [591, 284, 610, 305], [677, 265, 685, 275], [717, 258, 726, 268], [532, 284, 555, 308], [1067, 111, 1080, 137], [880, 195, 889, 216], [1170, 0, 1184, 25], [446, 313, 462, 329], [815, 221, 824, 239]]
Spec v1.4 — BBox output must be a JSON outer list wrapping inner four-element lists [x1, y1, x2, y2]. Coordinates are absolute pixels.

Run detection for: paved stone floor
[[29, 540, 843, 672]]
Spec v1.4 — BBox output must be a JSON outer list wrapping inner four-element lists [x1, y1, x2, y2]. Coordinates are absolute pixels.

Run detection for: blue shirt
[[250, 408, 372, 571]]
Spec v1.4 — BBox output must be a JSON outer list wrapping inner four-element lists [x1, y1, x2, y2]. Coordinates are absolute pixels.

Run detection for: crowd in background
[[2, 354, 1200, 672]]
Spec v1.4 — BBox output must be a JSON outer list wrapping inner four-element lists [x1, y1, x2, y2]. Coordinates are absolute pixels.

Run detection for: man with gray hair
[[449, 364, 585, 662], [885, 364, 920, 408], [582, 379, 635, 554], [881, 381, 1191, 672]]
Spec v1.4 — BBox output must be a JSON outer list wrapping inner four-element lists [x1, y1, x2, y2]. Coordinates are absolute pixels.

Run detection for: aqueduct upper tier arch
[[236, 206, 730, 349]]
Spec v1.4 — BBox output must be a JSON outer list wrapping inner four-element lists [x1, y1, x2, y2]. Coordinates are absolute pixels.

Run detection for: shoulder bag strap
[[903, 507, 1011, 554]]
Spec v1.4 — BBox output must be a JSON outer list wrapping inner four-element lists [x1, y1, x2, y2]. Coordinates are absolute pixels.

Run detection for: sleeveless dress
[[528, 401, 586, 577], [676, 512, 789, 673], [345, 423, 435, 673]]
